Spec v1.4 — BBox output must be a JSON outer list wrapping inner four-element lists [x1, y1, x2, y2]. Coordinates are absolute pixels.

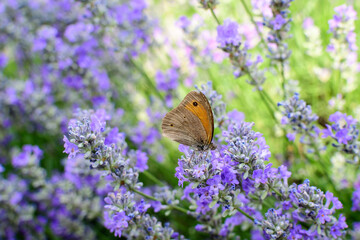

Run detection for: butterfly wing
[[178, 91, 214, 146], [161, 105, 208, 148]]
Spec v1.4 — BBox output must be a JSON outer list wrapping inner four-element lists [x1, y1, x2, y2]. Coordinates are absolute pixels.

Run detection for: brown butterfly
[[161, 91, 216, 151]]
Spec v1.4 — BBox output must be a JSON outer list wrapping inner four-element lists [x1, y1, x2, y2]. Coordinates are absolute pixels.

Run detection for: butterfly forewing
[[161, 91, 215, 149], [161, 106, 208, 147], [178, 91, 214, 145]]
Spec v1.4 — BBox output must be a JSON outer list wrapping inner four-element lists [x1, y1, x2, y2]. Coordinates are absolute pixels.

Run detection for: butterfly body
[[161, 91, 216, 151]]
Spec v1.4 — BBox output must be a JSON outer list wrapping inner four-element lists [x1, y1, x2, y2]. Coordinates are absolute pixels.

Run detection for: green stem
[[257, 89, 277, 123], [268, 184, 282, 198], [245, 70, 277, 122], [131, 188, 189, 215], [142, 171, 165, 187], [249, 195, 272, 208], [262, 89, 278, 110], [132, 187, 158, 201], [308, 139, 337, 192], [208, 4, 221, 25], [248, 176, 282, 198], [234, 207, 255, 221], [280, 60, 287, 99]]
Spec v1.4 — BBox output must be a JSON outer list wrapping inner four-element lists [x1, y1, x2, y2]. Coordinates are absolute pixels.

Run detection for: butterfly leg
[[204, 150, 210, 161], [188, 150, 195, 164]]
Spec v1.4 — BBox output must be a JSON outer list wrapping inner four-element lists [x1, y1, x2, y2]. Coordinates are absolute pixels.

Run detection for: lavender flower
[[0, 175, 46, 240], [104, 189, 179, 239], [129, 107, 166, 162], [65, 109, 143, 189], [303, 17, 322, 57], [155, 68, 179, 108], [198, 0, 218, 10], [278, 93, 320, 146], [352, 176, 360, 211], [263, 0, 294, 62], [351, 222, 360, 239], [176, 15, 226, 86], [256, 208, 290, 239], [216, 19, 242, 48], [64, 108, 183, 239], [287, 179, 346, 238], [12, 145, 43, 168], [322, 111, 359, 164], [11, 145, 46, 188], [152, 186, 180, 213], [328, 4, 359, 92], [0, 0, 357, 238], [216, 19, 266, 88]]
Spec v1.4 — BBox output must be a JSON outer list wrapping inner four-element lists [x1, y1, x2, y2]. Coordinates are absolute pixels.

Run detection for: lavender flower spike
[[216, 19, 266, 88], [278, 93, 320, 146]]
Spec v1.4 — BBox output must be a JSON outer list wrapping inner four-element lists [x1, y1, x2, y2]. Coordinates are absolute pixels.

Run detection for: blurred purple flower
[[216, 19, 241, 48], [352, 177, 360, 211], [12, 145, 43, 167], [271, 14, 286, 30], [135, 150, 148, 172], [0, 53, 7, 68]]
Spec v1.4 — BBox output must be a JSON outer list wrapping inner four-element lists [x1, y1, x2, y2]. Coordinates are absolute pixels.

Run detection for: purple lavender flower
[[329, 5, 357, 32], [216, 19, 241, 48], [0, 175, 46, 239], [63, 136, 79, 158], [216, 20, 265, 87], [104, 211, 130, 237], [251, 0, 272, 18], [257, 208, 290, 239], [328, 4, 359, 92], [263, 0, 294, 62], [271, 14, 287, 30], [322, 111, 360, 163], [155, 68, 179, 92], [287, 179, 346, 238], [352, 177, 360, 211], [134, 150, 148, 172], [12, 145, 43, 168], [0, 53, 8, 68], [198, 0, 218, 9], [177, 16, 191, 30], [279, 93, 320, 145], [104, 190, 177, 239], [330, 214, 348, 238]]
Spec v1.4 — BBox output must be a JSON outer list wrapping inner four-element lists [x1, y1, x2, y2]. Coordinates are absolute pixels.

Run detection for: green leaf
[[222, 209, 230, 217], [261, 190, 268, 200], [229, 209, 237, 216], [192, 182, 199, 189], [224, 196, 232, 201], [189, 205, 197, 210], [209, 200, 217, 208]]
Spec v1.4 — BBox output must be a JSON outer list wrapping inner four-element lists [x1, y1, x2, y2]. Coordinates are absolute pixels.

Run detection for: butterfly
[[161, 91, 216, 151]]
